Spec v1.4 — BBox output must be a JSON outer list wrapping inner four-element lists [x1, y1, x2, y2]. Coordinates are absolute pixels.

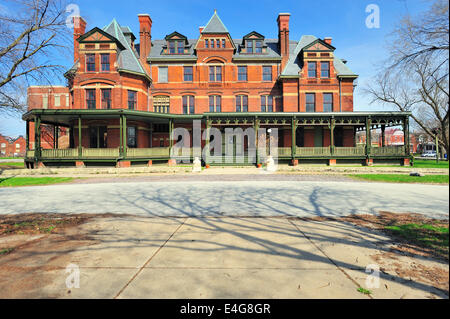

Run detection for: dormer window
[[242, 32, 266, 54], [168, 40, 184, 54]]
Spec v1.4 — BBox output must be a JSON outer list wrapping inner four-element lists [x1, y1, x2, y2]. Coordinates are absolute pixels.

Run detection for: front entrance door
[[89, 126, 107, 148]]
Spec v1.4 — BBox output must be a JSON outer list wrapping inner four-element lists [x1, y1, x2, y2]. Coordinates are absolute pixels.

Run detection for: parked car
[[422, 151, 437, 157]]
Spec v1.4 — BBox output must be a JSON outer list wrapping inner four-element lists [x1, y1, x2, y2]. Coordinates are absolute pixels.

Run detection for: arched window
[[154, 96, 170, 113]]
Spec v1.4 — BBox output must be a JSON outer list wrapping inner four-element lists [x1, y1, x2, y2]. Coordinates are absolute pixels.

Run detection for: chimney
[[277, 13, 290, 71], [73, 16, 87, 63], [138, 14, 152, 70], [199, 26, 204, 34], [324, 37, 332, 45]]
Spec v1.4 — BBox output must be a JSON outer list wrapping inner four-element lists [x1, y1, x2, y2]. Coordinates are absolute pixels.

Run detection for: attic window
[[245, 40, 263, 54], [85, 44, 95, 49], [168, 40, 184, 54]]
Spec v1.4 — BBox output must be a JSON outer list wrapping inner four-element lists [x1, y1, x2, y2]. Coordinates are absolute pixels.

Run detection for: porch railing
[[296, 147, 331, 156], [371, 146, 405, 156], [127, 147, 170, 158], [41, 148, 78, 159], [334, 147, 365, 156], [82, 148, 119, 158], [26, 150, 35, 158]]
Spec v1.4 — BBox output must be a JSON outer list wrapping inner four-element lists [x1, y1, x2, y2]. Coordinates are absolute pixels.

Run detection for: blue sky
[[1, 0, 429, 137]]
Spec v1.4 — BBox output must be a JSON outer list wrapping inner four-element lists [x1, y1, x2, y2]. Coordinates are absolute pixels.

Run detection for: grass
[[348, 174, 449, 184], [357, 287, 372, 295], [412, 159, 449, 169], [0, 177, 74, 187], [0, 248, 14, 255], [0, 157, 22, 160], [385, 223, 449, 255], [0, 162, 24, 167]]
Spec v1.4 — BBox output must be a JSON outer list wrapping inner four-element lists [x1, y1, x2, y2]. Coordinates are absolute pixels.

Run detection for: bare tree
[[0, 0, 71, 115], [365, 0, 449, 157]]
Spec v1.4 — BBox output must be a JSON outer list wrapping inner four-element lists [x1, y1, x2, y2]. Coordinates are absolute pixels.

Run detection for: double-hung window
[[101, 89, 111, 109], [238, 66, 247, 81], [128, 90, 137, 110], [209, 95, 221, 112], [86, 89, 96, 109], [321, 61, 330, 78], [101, 54, 110, 71], [323, 93, 333, 112], [86, 54, 95, 72], [236, 95, 248, 112], [261, 95, 273, 112], [308, 62, 317, 78], [305, 93, 315, 112], [184, 66, 193, 81], [262, 66, 272, 81], [209, 66, 222, 82], [182, 95, 195, 114]]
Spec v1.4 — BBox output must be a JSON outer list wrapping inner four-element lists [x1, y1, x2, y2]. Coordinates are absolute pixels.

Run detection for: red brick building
[[0, 134, 26, 157], [23, 11, 411, 167]]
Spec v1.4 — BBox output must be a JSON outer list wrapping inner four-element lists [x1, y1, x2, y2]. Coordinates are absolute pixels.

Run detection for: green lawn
[[0, 162, 24, 167], [0, 157, 23, 160], [0, 177, 74, 187], [385, 223, 449, 258], [348, 174, 449, 184], [412, 159, 449, 169]]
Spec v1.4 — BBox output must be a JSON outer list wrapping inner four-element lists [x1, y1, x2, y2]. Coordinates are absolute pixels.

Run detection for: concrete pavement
[[0, 216, 447, 299], [0, 179, 448, 219]]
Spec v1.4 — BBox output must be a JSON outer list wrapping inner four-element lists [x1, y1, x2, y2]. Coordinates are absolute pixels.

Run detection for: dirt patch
[[294, 212, 449, 297]]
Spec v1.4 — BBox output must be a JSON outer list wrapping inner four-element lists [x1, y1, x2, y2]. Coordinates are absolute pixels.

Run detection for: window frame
[[153, 95, 170, 113], [209, 65, 222, 82], [323, 93, 333, 112], [183, 66, 193, 82], [127, 90, 137, 110], [101, 88, 112, 109], [85, 89, 96, 109], [182, 95, 195, 114], [158, 66, 168, 83], [209, 95, 221, 112], [235, 95, 248, 112], [86, 53, 96, 72], [261, 95, 273, 112], [127, 126, 137, 148], [321, 61, 330, 78], [100, 53, 110, 72], [305, 93, 316, 112], [262, 66, 272, 81], [237, 65, 247, 82], [307, 62, 317, 78]]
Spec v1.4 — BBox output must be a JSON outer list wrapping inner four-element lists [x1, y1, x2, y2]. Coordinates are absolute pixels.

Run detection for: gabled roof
[[243, 31, 265, 39], [76, 27, 125, 50], [102, 19, 148, 79], [202, 11, 229, 34], [302, 38, 336, 51], [164, 31, 189, 44], [280, 35, 357, 78]]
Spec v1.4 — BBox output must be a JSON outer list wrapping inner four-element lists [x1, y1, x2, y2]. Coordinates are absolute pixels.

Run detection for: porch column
[[291, 117, 297, 160], [122, 115, 127, 158], [205, 117, 211, 164], [34, 116, 41, 158], [168, 118, 173, 149], [78, 116, 82, 157], [404, 116, 410, 156], [254, 117, 260, 164], [366, 116, 372, 157], [381, 125, 386, 147], [330, 117, 335, 155], [25, 120, 29, 151]]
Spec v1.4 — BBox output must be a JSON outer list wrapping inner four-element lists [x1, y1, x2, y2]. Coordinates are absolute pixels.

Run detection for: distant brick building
[[23, 11, 412, 167], [0, 134, 26, 157]]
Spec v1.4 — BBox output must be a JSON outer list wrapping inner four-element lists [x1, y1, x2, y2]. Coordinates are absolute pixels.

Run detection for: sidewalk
[[0, 216, 447, 299]]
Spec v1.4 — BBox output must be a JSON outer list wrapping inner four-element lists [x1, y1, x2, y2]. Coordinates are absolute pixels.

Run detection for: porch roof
[[22, 109, 411, 127]]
